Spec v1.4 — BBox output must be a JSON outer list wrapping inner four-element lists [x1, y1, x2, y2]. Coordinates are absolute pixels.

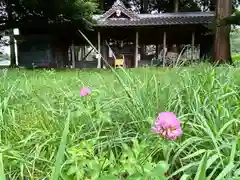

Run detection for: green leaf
[[126, 172, 144, 180], [229, 136, 237, 164], [50, 112, 71, 180], [206, 154, 219, 170], [149, 161, 168, 180], [67, 165, 77, 175], [194, 152, 208, 180], [97, 175, 119, 180], [169, 162, 198, 179], [215, 163, 235, 180], [180, 174, 191, 180], [152, 161, 169, 176], [182, 149, 207, 160], [0, 153, 6, 180]]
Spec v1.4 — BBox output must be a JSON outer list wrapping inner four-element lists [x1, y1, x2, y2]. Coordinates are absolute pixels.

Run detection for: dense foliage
[[224, 10, 240, 25], [102, 0, 239, 13], [231, 28, 240, 53], [0, 0, 98, 30]]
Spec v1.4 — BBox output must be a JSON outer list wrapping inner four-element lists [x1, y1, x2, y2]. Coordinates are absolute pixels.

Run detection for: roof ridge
[[101, 0, 138, 20]]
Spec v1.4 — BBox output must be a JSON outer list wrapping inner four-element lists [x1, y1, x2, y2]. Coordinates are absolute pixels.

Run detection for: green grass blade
[[194, 152, 208, 180], [50, 112, 71, 180], [215, 163, 235, 180], [230, 136, 237, 164], [180, 174, 190, 180], [0, 153, 6, 180]]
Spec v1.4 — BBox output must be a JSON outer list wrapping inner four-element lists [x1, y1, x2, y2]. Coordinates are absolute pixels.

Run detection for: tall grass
[[0, 65, 240, 179]]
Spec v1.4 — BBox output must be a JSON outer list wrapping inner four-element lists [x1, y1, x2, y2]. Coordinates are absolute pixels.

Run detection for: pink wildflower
[[152, 112, 182, 140], [80, 87, 91, 97]]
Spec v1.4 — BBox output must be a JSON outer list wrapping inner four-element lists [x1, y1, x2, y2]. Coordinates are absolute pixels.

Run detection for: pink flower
[[152, 112, 182, 140], [80, 87, 91, 97]]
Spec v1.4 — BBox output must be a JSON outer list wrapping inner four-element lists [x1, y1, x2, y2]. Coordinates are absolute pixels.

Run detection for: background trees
[[0, 0, 239, 65]]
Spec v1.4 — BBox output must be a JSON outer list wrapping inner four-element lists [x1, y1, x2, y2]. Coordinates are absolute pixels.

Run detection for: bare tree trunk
[[213, 0, 232, 64]]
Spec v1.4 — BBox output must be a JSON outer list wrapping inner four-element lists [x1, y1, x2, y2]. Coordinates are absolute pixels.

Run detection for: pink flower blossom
[[152, 112, 182, 140], [80, 87, 91, 97]]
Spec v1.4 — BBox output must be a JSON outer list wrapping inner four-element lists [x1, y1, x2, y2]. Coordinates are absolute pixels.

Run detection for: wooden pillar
[[71, 43, 75, 68], [191, 32, 195, 60], [155, 44, 159, 58], [102, 45, 108, 68], [135, 31, 139, 68], [10, 29, 16, 67], [163, 32, 167, 66], [97, 31, 101, 68]]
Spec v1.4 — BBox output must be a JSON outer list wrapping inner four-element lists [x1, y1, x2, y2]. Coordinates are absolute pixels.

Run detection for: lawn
[[1, 65, 240, 179]]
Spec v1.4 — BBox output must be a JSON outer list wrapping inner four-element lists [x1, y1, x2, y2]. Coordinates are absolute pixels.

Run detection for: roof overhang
[[93, 12, 215, 27]]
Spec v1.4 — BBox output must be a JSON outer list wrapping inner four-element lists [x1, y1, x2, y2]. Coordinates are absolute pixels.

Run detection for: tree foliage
[[0, 0, 98, 30], [223, 10, 240, 25], [101, 0, 239, 13], [231, 28, 240, 53]]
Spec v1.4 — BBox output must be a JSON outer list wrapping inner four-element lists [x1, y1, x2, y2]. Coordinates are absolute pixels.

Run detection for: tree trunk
[[213, 0, 232, 64]]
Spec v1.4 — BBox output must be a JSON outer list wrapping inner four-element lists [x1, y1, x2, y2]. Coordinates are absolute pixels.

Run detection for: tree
[[0, 0, 99, 67], [213, 0, 232, 64], [0, 0, 98, 29], [99, 0, 239, 13]]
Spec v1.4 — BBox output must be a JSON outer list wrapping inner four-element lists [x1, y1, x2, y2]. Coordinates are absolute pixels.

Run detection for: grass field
[[1, 65, 240, 179], [233, 54, 240, 63]]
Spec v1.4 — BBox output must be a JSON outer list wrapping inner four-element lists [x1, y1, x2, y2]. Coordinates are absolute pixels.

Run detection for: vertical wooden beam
[[163, 32, 166, 66], [135, 31, 139, 68], [71, 43, 75, 68], [155, 44, 159, 58], [191, 32, 195, 60], [102, 45, 108, 68], [10, 30, 16, 67], [97, 31, 101, 68]]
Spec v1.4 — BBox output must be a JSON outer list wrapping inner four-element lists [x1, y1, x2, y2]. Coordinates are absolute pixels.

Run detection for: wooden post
[[163, 32, 166, 66], [10, 30, 16, 67], [155, 44, 159, 58], [191, 32, 195, 60], [135, 31, 139, 68], [97, 31, 101, 68], [71, 43, 75, 68]]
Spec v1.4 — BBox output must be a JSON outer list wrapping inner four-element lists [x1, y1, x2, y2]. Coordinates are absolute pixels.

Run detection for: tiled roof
[[92, 0, 214, 27]]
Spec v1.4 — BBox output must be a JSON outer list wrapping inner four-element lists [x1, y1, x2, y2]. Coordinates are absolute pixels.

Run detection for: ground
[[1, 64, 240, 179]]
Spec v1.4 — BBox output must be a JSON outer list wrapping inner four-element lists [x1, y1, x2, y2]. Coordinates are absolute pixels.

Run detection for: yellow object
[[114, 55, 125, 68]]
